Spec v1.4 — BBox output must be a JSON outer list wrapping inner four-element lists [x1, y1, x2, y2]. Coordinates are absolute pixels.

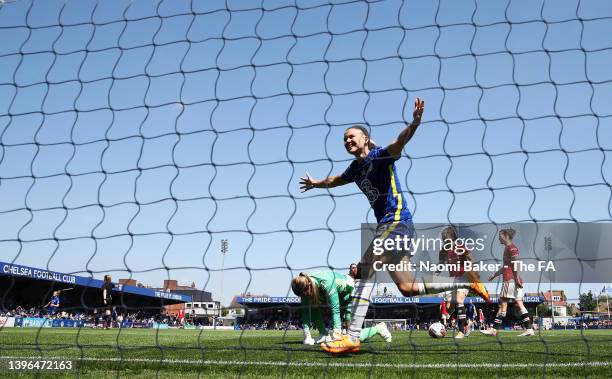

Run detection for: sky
[[0, 0, 611, 306]]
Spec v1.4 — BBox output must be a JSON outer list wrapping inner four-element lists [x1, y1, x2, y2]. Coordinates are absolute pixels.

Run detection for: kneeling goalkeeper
[[291, 269, 391, 345]]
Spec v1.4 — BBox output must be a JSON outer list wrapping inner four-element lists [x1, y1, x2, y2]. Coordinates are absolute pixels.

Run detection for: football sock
[[347, 280, 374, 339], [417, 280, 471, 295], [520, 312, 532, 329], [456, 304, 467, 333], [359, 326, 379, 342], [494, 311, 505, 330]]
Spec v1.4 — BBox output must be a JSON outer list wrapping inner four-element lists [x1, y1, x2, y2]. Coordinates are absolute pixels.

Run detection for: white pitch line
[[1, 356, 611, 369]]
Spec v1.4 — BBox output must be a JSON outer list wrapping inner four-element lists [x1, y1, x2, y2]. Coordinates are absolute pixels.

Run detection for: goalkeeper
[[291, 270, 391, 345]]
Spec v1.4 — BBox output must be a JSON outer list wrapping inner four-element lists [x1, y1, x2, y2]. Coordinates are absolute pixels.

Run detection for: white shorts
[[441, 275, 470, 303], [500, 281, 523, 299]]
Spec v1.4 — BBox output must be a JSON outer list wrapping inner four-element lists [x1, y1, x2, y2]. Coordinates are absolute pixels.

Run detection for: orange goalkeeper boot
[[470, 281, 490, 303], [320, 334, 360, 354]]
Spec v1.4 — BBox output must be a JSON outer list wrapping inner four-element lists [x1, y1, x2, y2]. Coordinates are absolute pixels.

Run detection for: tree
[[537, 303, 552, 317], [578, 291, 597, 312]]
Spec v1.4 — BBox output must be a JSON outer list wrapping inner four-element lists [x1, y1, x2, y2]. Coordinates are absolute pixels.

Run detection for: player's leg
[[311, 307, 329, 338], [342, 260, 376, 344], [482, 299, 508, 336], [104, 306, 112, 329], [342, 224, 413, 343], [441, 312, 449, 327], [387, 259, 489, 302], [453, 289, 468, 338], [340, 222, 399, 347], [514, 299, 535, 336], [385, 237, 489, 301], [322, 223, 397, 353], [466, 311, 475, 336], [321, 265, 373, 352], [465, 308, 478, 337], [360, 322, 392, 343]]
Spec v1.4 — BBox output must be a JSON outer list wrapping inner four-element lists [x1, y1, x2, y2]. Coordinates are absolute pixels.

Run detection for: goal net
[[0, 0, 610, 377]]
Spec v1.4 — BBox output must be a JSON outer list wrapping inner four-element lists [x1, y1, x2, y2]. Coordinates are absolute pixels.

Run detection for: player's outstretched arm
[[300, 173, 346, 192], [387, 97, 425, 159]]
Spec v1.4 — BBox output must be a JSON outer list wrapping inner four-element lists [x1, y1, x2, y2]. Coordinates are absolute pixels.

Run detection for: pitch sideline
[[1, 356, 610, 369]]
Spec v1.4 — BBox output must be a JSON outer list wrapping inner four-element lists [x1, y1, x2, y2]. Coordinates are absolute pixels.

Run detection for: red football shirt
[[441, 242, 469, 277], [503, 243, 520, 281], [440, 300, 449, 315]]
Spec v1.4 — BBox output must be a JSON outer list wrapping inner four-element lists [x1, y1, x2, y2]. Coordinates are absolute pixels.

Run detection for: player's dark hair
[[500, 228, 516, 240], [346, 124, 377, 148], [441, 226, 458, 241], [104, 274, 111, 283]]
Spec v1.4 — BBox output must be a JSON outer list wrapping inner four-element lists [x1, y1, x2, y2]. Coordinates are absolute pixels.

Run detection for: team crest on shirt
[[359, 179, 379, 204], [358, 162, 379, 204]]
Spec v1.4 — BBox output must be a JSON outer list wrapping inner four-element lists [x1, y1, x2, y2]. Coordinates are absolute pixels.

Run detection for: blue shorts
[[374, 220, 414, 243], [359, 220, 415, 279]]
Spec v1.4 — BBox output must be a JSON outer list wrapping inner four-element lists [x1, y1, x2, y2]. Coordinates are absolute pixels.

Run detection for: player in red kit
[[440, 298, 450, 326], [436, 226, 480, 338], [178, 309, 185, 328], [481, 228, 535, 337]]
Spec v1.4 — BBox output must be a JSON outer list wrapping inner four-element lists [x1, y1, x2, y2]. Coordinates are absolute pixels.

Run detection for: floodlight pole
[[544, 236, 553, 325], [220, 239, 229, 325]]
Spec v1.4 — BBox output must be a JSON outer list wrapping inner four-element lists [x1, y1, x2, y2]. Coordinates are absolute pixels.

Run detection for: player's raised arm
[[300, 173, 346, 192], [386, 97, 425, 160]]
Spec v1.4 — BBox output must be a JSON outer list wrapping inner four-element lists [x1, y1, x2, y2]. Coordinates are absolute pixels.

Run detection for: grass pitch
[[0, 328, 610, 378]]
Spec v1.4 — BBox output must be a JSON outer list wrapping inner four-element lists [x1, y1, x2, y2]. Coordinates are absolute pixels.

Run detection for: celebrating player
[[300, 98, 489, 354], [481, 228, 535, 337], [436, 226, 481, 338], [291, 270, 392, 345], [44, 291, 61, 316]]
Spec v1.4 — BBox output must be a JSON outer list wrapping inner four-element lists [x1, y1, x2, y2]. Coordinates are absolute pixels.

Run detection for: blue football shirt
[[341, 146, 412, 224]]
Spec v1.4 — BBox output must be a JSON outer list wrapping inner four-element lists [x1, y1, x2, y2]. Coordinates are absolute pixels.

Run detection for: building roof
[[532, 290, 567, 306], [0, 261, 191, 303]]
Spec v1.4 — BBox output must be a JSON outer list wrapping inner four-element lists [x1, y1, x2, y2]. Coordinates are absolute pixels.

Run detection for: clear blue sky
[[0, 0, 611, 305]]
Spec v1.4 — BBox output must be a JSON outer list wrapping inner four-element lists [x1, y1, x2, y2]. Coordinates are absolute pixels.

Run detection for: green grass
[[0, 328, 611, 378]]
